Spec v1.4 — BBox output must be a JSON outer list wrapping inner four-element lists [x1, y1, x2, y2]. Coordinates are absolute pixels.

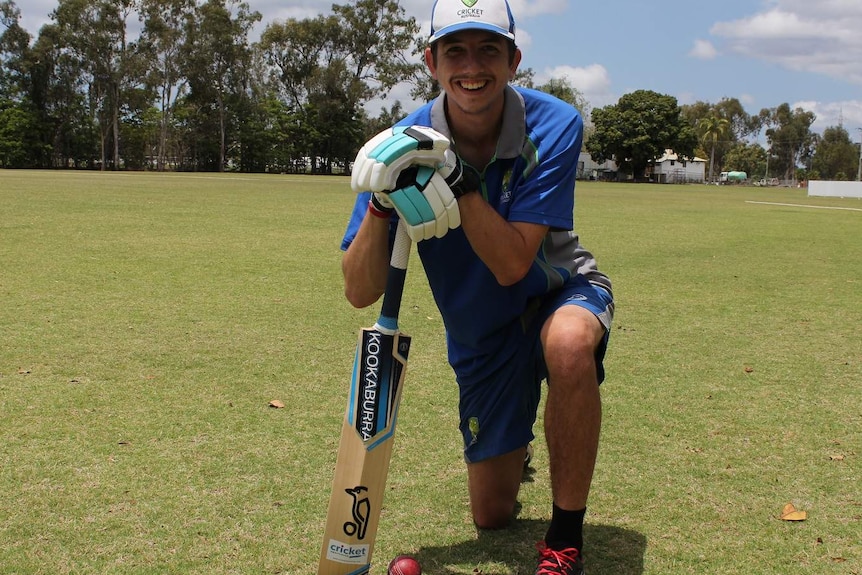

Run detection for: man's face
[[426, 30, 521, 117]]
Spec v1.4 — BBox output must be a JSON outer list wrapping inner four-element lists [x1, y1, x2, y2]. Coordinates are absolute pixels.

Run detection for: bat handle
[[376, 222, 411, 333]]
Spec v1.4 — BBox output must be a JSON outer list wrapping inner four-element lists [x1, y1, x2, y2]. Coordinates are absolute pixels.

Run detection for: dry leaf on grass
[[780, 503, 807, 521], [269, 400, 285, 409], [828, 454, 845, 461]]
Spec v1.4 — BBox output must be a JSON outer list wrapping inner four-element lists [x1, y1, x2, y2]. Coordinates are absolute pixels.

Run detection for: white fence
[[808, 181, 862, 199]]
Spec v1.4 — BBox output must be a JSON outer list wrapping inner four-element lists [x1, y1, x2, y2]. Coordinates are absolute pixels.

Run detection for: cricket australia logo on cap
[[457, 0, 483, 19], [430, 0, 516, 43]]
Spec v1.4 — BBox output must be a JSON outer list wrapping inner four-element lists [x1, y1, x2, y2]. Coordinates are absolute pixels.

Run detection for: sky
[[14, 0, 862, 142]]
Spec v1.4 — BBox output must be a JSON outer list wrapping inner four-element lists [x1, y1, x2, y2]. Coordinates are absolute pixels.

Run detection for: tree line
[[1, 0, 859, 181]]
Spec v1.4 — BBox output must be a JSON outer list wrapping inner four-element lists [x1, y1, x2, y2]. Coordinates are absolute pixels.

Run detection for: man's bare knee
[[473, 501, 515, 530]]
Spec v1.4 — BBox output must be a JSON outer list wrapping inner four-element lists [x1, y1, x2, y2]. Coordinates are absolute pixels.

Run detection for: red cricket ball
[[387, 554, 422, 575]]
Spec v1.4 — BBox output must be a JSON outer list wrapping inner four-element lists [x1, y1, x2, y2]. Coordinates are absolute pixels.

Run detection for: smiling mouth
[[458, 79, 488, 91]]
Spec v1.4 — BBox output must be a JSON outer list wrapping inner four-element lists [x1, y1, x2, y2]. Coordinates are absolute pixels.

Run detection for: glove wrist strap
[[368, 197, 393, 219], [445, 161, 480, 199]]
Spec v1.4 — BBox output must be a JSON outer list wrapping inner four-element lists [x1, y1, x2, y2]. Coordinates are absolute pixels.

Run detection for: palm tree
[[698, 115, 730, 183]]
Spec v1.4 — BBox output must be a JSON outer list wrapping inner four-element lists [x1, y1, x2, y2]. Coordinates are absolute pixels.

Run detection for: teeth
[[460, 80, 486, 90]]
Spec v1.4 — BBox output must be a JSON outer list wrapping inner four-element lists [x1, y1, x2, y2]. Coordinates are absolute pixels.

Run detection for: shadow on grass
[[414, 518, 646, 574]]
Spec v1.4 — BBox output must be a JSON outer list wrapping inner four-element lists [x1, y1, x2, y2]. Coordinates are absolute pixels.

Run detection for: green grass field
[[1, 170, 860, 574]]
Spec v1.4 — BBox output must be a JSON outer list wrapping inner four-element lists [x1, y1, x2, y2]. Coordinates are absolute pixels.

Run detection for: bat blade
[[318, 224, 412, 575]]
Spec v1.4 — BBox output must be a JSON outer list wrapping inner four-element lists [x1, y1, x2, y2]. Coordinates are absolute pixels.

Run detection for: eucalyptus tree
[[811, 125, 858, 180], [138, 0, 194, 170], [331, 0, 421, 103], [259, 0, 421, 170], [29, 22, 97, 166], [0, 0, 40, 167], [535, 76, 590, 119], [759, 103, 816, 181], [0, 0, 29, 99], [182, 0, 260, 171], [51, 0, 139, 169]]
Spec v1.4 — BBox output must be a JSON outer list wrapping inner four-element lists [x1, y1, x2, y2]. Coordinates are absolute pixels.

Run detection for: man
[[340, 0, 613, 573]]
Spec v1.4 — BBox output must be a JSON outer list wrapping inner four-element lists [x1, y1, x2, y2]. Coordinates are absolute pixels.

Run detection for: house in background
[[578, 149, 706, 182], [649, 150, 707, 183], [577, 151, 618, 180]]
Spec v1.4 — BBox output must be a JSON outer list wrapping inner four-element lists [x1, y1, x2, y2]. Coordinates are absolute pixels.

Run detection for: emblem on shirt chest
[[499, 168, 513, 203]]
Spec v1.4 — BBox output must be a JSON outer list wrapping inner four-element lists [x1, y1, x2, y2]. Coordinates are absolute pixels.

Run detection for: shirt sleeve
[[507, 107, 583, 231], [340, 192, 371, 251]]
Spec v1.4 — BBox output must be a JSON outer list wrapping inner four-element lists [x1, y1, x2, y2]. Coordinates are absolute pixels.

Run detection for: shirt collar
[[430, 85, 525, 160]]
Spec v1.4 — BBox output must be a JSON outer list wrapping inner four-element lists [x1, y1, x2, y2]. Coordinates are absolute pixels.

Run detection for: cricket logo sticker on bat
[[319, 224, 412, 575]]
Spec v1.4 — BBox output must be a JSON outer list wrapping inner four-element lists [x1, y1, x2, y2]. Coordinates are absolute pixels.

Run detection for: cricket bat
[[318, 222, 412, 575]]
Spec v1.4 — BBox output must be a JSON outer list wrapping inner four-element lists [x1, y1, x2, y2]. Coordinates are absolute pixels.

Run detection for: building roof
[[657, 149, 707, 163]]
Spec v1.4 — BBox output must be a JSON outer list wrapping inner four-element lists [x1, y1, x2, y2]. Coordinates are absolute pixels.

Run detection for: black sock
[[544, 504, 585, 552]]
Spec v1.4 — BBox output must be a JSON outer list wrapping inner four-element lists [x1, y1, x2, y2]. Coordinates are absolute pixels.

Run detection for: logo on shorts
[[468, 416, 480, 446], [568, 294, 588, 302]]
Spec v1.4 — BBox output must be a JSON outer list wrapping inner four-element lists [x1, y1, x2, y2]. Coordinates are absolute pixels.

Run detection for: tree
[[697, 115, 729, 183], [52, 0, 140, 170], [182, 0, 260, 171], [682, 98, 758, 180], [29, 21, 98, 167], [331, 0, 421, 103], [586, 89, 697, 180], [759, 103, 816, 181], [0, 0, 30, 101], [535, 76, 590, 118], [811, 126, 858, 181], [722, 142, 767, 180], [259, 0, 420, 173], [259, 15, 336, 110], [139, 0, 194, 170]]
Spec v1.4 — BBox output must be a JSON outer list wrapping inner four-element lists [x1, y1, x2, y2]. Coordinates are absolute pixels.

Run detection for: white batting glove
[[351, 126, 452, 193], [383, 165, 461, 242]]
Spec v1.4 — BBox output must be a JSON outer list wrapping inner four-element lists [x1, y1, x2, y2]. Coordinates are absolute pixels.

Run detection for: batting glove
[[351, 126, 452, 193], [382, 165, 461, 242], [439, 149, 481, 199]]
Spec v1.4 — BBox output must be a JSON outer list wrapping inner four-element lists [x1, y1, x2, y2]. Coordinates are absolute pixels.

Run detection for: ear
[[509, 48, 522, 80], [425, 46, 438, 79]]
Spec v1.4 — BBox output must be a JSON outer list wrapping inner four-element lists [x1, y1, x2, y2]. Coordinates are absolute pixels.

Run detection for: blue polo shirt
[[343, 86, 611, 386]]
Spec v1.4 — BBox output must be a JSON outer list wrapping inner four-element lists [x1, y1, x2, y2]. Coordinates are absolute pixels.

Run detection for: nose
[[460, 48, 483, 72]]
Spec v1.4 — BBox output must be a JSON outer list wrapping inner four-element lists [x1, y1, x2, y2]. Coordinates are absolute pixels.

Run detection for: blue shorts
[[458, 276, 614, 463]]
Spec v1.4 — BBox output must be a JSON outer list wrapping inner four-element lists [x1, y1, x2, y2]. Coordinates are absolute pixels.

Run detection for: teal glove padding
[[381, 165, 461, 242], [351, 125, 452, 193]]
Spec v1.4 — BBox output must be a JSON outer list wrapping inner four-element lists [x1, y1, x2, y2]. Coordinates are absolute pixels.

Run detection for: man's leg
[[467, 446, 527, 529], [541, 305, 605, 548]]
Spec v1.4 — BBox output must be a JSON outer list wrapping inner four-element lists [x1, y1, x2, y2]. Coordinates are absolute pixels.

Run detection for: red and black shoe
[[535, 541, 584, 575]]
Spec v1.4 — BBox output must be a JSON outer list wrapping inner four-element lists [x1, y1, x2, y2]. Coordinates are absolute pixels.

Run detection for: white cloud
[[792, 100, 862, 133], [537, 64, 616, 111], [689, 39, 718, 60], [710, 2, 862, 85]]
